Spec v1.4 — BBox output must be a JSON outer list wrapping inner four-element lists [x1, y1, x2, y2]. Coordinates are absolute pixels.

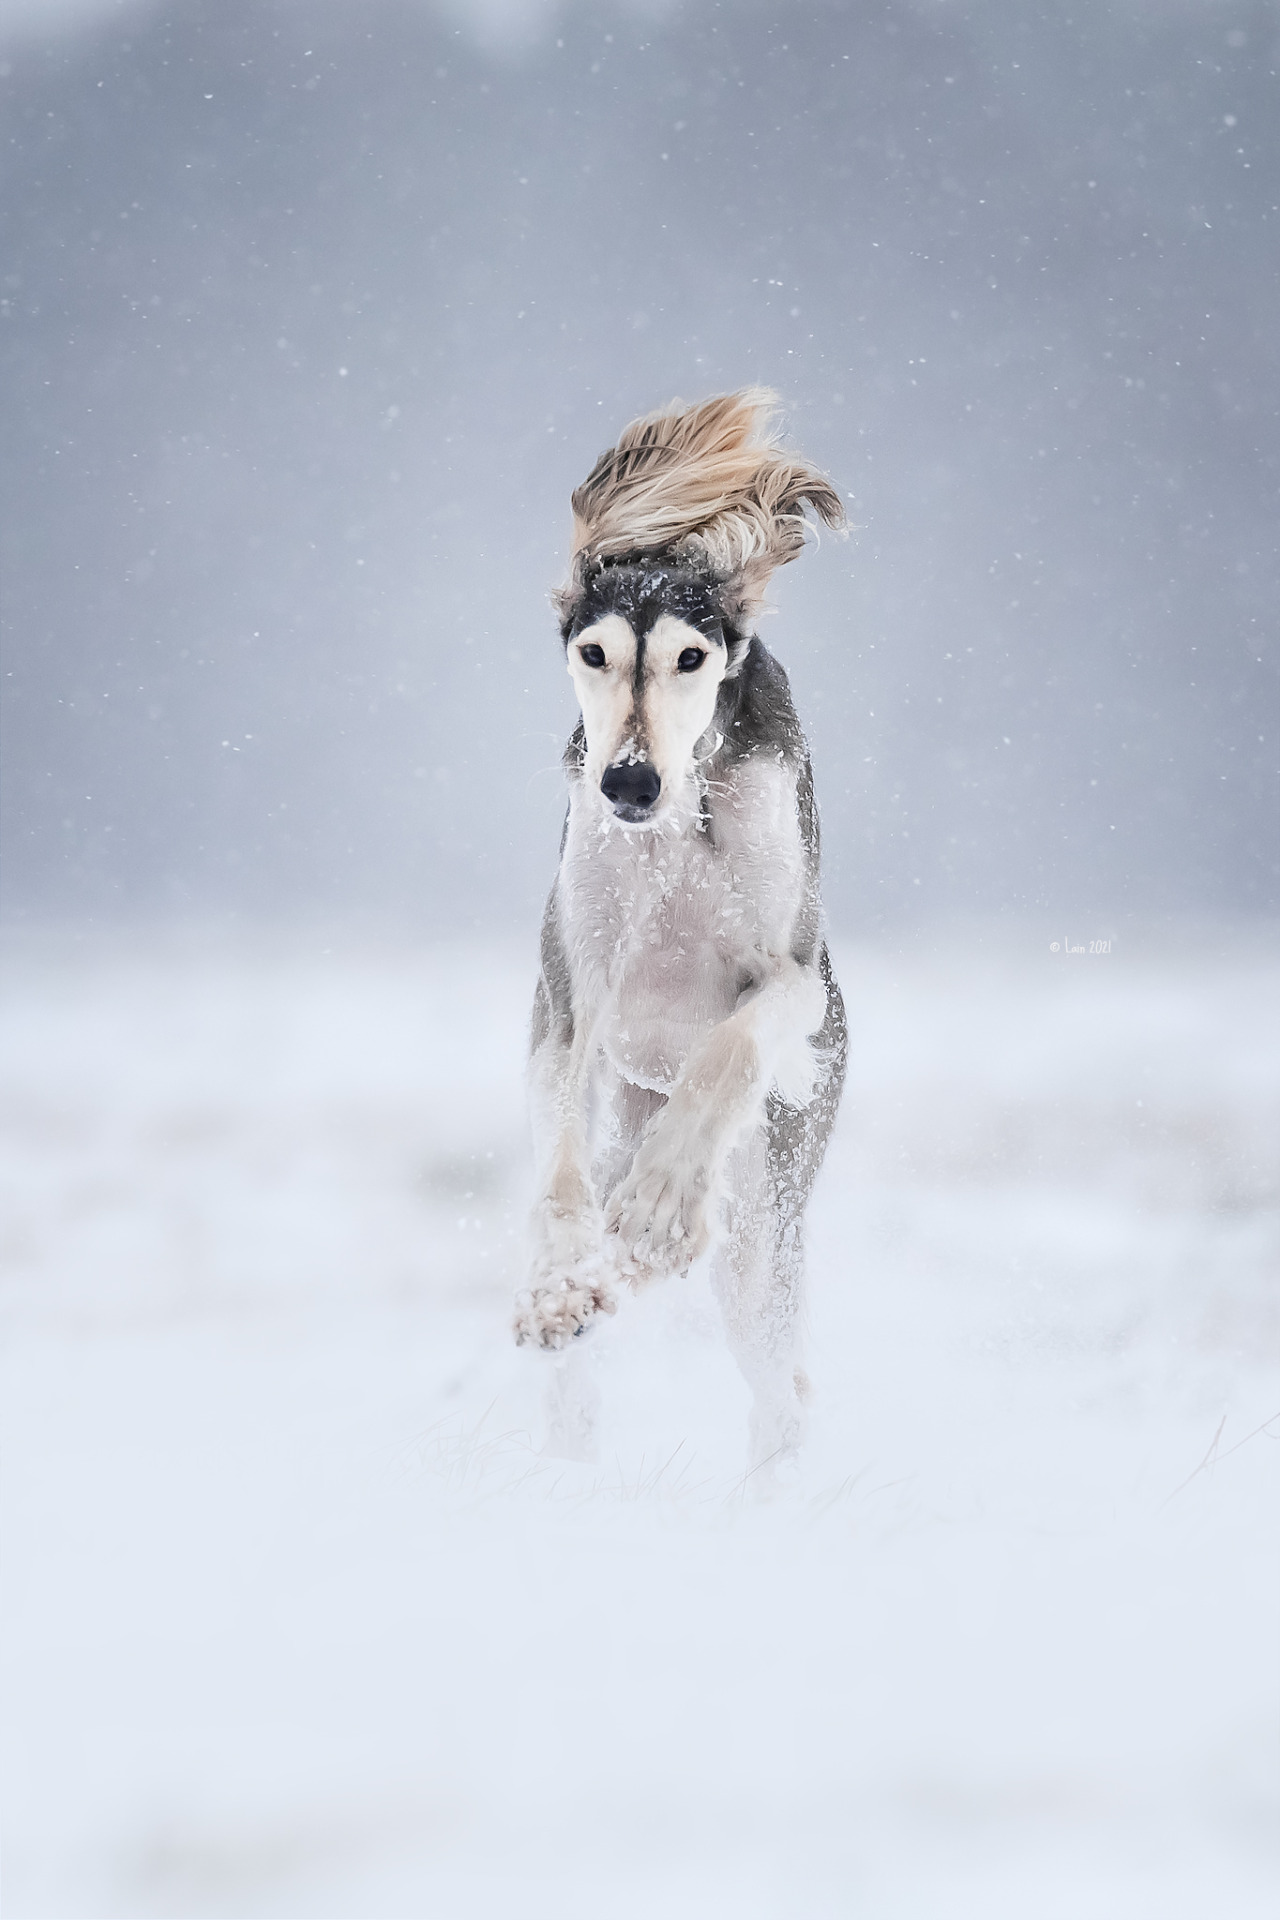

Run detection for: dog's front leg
[[605, 958, 827, 1281], [513, 1020, 617, 1350]]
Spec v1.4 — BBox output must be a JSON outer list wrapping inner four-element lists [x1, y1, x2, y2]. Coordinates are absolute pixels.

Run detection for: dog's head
[[561, 562, 742, 824], [555, 389, 844, 827]]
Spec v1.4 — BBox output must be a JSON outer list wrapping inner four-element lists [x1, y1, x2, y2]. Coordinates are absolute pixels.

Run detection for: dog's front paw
[[513, 1269, 618, 1350], [604, 1137, 714, 1282]]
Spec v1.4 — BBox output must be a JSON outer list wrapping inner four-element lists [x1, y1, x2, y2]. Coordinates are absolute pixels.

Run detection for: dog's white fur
[[514, 391, 846, 1478], [567, 613, 728, 814]]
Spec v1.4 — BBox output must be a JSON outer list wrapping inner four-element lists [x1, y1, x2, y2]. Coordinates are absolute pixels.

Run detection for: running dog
[[514, 388, 847, 1473]]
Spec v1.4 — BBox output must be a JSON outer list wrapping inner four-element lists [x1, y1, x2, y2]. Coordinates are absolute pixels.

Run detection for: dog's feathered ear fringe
[[555, 387, 845, 630]]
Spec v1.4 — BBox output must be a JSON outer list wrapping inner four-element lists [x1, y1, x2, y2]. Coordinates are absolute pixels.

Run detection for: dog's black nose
[[601, 760, 661, 815]]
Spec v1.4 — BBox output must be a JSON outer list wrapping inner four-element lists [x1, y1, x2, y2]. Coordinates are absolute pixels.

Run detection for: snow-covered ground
[[1, 927, 1277, 1917]]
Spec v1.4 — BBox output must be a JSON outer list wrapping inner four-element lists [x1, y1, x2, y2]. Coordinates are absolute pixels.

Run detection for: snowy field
[[1, 926, 1277, 1917]]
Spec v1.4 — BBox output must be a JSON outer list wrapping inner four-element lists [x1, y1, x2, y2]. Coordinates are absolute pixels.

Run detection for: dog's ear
[[551, 581, 578, 636], [551, 552, 588, 637], [563, 388, 845, 620], [715, 457, 846, 631], [719, 551, 781, 633]]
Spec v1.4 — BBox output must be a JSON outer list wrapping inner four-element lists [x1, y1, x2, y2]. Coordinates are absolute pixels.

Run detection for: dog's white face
[[567, 612, 729, 824]]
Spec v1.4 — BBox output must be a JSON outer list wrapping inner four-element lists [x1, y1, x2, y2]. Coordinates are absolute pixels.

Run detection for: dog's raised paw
[[604, 1148, 712, 1281], [513, 1273, 617, 1350]]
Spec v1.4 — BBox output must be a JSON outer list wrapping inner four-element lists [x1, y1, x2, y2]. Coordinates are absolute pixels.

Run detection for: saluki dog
[[514, 388, 847, 1476]]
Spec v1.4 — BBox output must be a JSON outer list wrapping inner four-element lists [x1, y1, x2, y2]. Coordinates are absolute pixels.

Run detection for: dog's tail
[[565, 387, 845, 620]]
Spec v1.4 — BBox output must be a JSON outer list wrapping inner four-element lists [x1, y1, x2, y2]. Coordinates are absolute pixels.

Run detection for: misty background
[[3, 0, 1277, 934]]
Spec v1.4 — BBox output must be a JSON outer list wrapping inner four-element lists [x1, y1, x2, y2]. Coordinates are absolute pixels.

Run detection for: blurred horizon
[[2, 0, 1277, 936]]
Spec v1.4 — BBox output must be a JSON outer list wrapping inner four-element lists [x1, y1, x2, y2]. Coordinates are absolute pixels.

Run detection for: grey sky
[[2, 0, 1276, 932]]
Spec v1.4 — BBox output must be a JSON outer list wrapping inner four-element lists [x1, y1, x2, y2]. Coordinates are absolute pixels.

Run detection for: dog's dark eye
[[677, 648, 705, 673], [579, 643, 606, 669]]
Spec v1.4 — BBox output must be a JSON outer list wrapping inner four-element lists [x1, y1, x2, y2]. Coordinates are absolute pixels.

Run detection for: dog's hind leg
[[711, 1131, 810, 1488]]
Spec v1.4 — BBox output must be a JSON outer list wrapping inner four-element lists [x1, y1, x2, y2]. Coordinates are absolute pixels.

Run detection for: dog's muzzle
[[601, 760, 661, 821]]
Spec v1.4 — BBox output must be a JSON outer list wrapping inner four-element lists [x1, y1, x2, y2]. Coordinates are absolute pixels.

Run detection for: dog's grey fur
[[514, 391, 846, 1475]]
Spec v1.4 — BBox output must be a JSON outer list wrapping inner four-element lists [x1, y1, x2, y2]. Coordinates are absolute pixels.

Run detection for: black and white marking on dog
[[514, 389, 848, 1477]]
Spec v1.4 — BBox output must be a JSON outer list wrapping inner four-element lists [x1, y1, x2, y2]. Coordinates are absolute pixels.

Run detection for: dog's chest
[[560, 761, 804, 1092]]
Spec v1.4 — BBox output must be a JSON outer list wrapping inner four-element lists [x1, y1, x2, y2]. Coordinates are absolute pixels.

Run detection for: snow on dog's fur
[[514, 389, 847, 1478]]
